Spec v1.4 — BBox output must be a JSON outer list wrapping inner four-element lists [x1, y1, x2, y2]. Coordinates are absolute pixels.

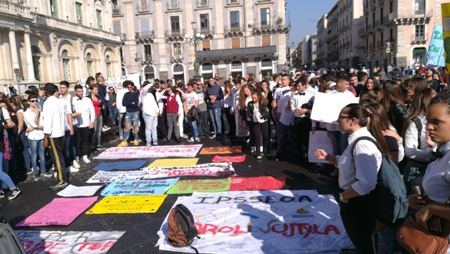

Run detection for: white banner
[[57, 185, 103, 197], [310, 92, 359, 123], [157, 190, 353, 254], [143, 163, 235, 179], [94, 145, 203, 160], [86, 170, 146, 184]]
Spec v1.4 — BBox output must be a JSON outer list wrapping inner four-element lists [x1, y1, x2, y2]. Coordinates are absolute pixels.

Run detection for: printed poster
[[166, 179, 231, 194], [148, 158, 199, 168], [200, 146, 242, 155], [101, 178, 179, 196], [86, 170, 146, 184], [212, 154, 247, 163], [142, 163, 235, 180], [94, 145, 203, 160], [86, 195, 167, 214]]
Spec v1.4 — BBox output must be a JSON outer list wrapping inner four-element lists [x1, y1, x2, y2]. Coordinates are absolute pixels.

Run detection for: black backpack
[[352, 137, 408, 225], [167, 204, 199, 253], [0, 218, 26, 254]]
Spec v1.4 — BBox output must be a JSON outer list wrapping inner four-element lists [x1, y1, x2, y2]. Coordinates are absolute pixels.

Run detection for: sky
[[286, 0, 337, 47]]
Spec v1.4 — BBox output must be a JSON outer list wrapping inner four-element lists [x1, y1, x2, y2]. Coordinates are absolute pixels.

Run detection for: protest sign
[[142, 163, 234, 179], [166, 179, 231, 194], [17, 197, 97, 227], [230, 176, 285, 191], [17, 230, 124, 254], [148, 158, 199, 168], [442, 3, 450, 70], [212, 154, 246, 163], [101, 178, 179, 196], [94, 160, 148, 171], [310, 92, 359, 123], [86, 195, 167, 214], [57, 185, 103, 197], [426, 25, 445, 67], [94, 145, 202, 160], [200, 146, 242, 155], [86, 170, 146, 184], [157, 190, 353, 253], [308, 131, 335, 163]]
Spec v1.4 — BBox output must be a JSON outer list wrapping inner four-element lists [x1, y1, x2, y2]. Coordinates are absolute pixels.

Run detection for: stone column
[[24, 30, 36, 81], [8, 29, 20, 76]]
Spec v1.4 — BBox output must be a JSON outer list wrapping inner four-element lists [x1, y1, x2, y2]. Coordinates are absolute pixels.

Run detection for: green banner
[[167, 179, 231, 194]]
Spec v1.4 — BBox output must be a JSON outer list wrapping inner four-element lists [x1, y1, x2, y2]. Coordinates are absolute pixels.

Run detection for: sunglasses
[[29, 100, 38, 103]]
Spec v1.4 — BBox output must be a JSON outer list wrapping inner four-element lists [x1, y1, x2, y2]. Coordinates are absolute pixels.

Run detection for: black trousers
[[49, 137, 68, 184], [76, 127, 90, 157], [157, 112, 168, 139], [224, 107, 235, 137], [294, 117, 312, 158], [340, 192, 376, 254], [253, 121, 269, 156]]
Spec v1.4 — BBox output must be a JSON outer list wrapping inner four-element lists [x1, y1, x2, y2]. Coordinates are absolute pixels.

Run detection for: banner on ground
[[230, 176, 285, 191], [212, 154, 246, 163], [157, 190, 353, 253], [148, 158, 199, 168], [17, 230, 125, 254], [308, 131, 335, 164], [142, 163, 235, 179], [167, 179, 231, 194], [94, 145, 203, 160], [94, 160, 149, 171], [310, 92, 359, 123], [86, 195, 167, 214], [17, 197, 97, 227], [200, 146, 242, 155], [101, 178, 179, 196], [87, 170, 146, 184], [426, 25, 445, 67], [57, 185, 103, 197]]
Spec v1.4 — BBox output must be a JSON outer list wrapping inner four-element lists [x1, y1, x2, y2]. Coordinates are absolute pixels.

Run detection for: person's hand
[[415, 205, 432, 230], [26, 127, 34, 132], [408, 194, 427, 210], [296, 108, 307, 114], [426, 136, 436, 147], [70, 128, 74, 136], [89, 122, 94, 129], [314, 149, 328, 160], [382, 129, 401, 141], [43, 137, 49, 148]]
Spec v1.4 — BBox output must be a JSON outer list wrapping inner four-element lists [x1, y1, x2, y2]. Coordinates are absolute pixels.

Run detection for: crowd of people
[[0, 65, 449, 253]]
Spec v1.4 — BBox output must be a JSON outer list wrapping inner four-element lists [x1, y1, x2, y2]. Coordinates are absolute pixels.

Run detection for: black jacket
[[388, 103, 407, 133], [246, 101, 270, 123]]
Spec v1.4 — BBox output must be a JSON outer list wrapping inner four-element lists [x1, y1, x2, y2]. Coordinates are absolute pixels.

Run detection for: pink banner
[[143, 163, 234, 179], [212, 154, 246, 163], [17, 197, 97, 227], [94, 145, 203, 160], [229, 176, 286, 191]]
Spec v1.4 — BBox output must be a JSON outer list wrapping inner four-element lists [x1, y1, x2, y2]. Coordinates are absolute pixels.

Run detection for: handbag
[[396, 217, 449, 254]]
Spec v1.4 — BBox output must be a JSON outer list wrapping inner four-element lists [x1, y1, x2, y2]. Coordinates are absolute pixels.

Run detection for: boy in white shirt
[[72, 85, 95, 164]]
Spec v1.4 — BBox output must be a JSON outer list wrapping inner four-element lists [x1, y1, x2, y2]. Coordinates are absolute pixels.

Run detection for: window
[[144, 44, 152, 61], [230, 61, 242, 79], [144, 66, 155, 81], [96, 10, 102, 29], [140, 0, 148, 11], [231, 38, 240, 48], [415, 0, 425, 15], [260, 59, 273, 78], [202, 40, 211, 50], [173, 64, 184, 82], [31, 46, 41, 81], [50, 0, 57, 17], [112, 0, 119, 13], [389, 1, 393, 13], [76, 2, 83, 25], [201, 63, 213, 80], [173, 43, 182, 55], [106, 55, 112, 77], [261, 35, 270, 46], [415, 24, 425, 40], [230, 11, 240, 29], [380, 8, 383, 24], [171, 16, 180, 33], [62, 50, 70, 81], [200, 14, 209, 32], [260, 8, 270, 26], [86, 53, 93, 76]]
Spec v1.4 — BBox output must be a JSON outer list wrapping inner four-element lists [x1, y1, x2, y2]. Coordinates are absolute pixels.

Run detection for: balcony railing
[[389, 9, 433, 23], [199, 26, 214, 35], [411, 34, 427, 44], [252, 22, 289, 34], [136, 31, 155, 43], [165, 29, 185, 41], [0, 0, 32, 19]]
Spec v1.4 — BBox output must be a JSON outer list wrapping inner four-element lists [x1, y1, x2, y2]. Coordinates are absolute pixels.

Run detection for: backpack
[[352, 137, 408, 225], [167, 204, 199, 253], [0, 218, 26, 254]]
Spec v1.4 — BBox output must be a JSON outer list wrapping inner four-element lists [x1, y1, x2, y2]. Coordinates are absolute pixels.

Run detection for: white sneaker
[[181, 134, 189, 139], [188, 137, 195, 143], [102, 126, 111, 132], [82, 155, 91, 164], [69, 166, 79, 173], [72, 160, 80, 169], [194, 137, 200, 142]]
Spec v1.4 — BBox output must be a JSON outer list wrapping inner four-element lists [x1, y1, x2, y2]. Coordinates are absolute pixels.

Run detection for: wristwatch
[[339, 193, 348, 203]]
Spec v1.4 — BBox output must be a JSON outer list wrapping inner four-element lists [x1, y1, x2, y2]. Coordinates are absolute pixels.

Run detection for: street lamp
[[189, 21, 205, 80]]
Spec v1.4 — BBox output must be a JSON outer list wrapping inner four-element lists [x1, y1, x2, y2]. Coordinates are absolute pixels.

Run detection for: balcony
[[252, 22, 289, 35], [411, 34, 427, 45], [112, 8, 121, 16], [141, 54, 153, 65], [0, 0, 32, 19], [227, 0, 241, 6], [136, 31, 155, 43], [199, 26, 215, 36], [170, 55, 183, 64], [389, 9, 432, 25], [165, 29, 185, 41], [167, 0, 181, 11], [33, 13, 120, 42], [224, 25, 244, 37], [195, 0, 210, 9]]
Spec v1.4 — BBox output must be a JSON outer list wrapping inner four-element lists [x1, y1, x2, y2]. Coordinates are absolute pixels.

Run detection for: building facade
[[0, 0, 122, 91], [113, 0, 289, 82], [316, 14, 328, 68], [360, 0, 442, 69]]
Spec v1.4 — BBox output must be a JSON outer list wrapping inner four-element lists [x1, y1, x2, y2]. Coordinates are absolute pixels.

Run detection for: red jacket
[[166, 94, 179, 114]]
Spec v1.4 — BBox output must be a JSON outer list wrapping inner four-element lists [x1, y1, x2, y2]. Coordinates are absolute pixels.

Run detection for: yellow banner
[[148, 158, 199, 168], [442, 3, 450, 70], [86, 195, 167, 214]]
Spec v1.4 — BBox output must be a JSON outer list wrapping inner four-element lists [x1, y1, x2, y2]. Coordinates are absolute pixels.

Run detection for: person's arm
[[88, 99, 95, 129], [217, 86, 224, 101], [23, 111, 38, 130], [290, 95, 297, 112], [350, 141, 382, 196], [313, 149, 337, 166], [43, 101, 53, 137], [404, 122, 435, 162], [122, 94, 130, 107], [17, 111, 24, 133]]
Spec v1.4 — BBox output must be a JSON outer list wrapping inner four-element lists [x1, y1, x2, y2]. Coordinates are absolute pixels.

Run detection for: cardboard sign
[[17, 197, 97, 227], [166, 179, 231, 194], [310, 92, 359, 123], [148, 158, 199, 168], [212, 154, 247, 163], [86, 170, 146, 184], [142, 163, 234, 179], [157, 190, 353, 253], [86, 195, 167, 214], [101, 179, 179, 196], [200, 146, 242, 155], [230, 176, 285, 191], [57, 185, 103, 197], [17, 230, 125, 254], [94, 145, 203, 160]]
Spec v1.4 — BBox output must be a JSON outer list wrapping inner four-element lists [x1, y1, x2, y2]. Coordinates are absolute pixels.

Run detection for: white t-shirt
[[60, 94, 73, 131], [23, 108, 45, 140], [274, 86, 291, 114], [1, 107, 11, 120], [279, 91, 294, 126], [183, 92, 198, 110]]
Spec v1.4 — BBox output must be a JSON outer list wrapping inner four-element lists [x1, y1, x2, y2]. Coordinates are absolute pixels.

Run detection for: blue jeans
[[0, 152, 16, 190], [327, 131, 348, 155], [28, 139, 46, 176], [190, 120, 199, 139], [19, 131, 31, 171], [208, 108, 222, 136], [125, 111, 140, 127], [143, 114, 158, 145], [109, 105, 118, 124]]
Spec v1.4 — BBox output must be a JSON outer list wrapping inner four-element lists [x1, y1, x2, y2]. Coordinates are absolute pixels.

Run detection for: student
[[205, 77, 224, 140], [72, 85, 95, 164], [141, 83, 159, 146], [43, 83, 69, 191], [165, 87, 182, 143], [315, 104, 382, 254], [247, 90, 270, 159], [183, 82, 200, 142], [119, 81, 140, 147], [59, 81, 79, 172], [89, 84, 103, 150]]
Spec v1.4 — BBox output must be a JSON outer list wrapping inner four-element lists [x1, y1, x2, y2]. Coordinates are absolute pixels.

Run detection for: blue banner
[[101, 178, 179, 196], [426, 25, 445, 67]]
